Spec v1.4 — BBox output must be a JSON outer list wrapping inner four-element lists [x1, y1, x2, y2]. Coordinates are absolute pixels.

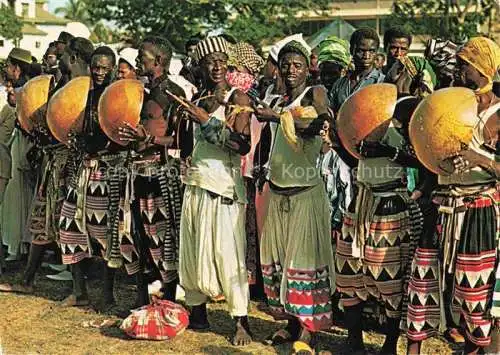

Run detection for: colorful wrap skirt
[[336, 181, 421, 320], [406, 184, 499, 347], [29, 145, 71, 243], [260, 183, 334, 332], [58, 153, 139, 275], [131, 156, 183, 283]]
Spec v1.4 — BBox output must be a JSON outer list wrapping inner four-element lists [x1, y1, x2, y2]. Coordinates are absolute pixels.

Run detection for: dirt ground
[[0, 259, 457, 355]]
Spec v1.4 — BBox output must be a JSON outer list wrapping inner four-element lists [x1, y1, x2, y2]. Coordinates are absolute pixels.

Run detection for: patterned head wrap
[[457, 36, 500, 84], [400, 56, 437, 94], [195, 36, 229, 62], [228, 42, 265, 76], [425, 38, 458, 81], [278, 40, 312, 66], [317, 36, 351, 68]]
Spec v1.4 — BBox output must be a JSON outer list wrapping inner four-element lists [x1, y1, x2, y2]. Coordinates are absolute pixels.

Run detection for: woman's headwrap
[[227, 42, 265, 76], [425, 38, 458, 82], [317, 36, 351, 68], [400, 56, 437, 95], [195, 36, 229, 62], [457, 36, 500, 85], [278, 40, 312, 66]]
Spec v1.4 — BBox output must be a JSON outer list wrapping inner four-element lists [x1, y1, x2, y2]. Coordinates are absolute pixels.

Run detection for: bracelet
[[389, 147, 400, 162]]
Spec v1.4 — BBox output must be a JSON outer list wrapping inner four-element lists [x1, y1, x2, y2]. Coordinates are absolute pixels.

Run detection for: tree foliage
[[84, 0, 330, 51], [55, 0, 91, 25], [387, 0, 498, 43], [0, 4, 23, 43], [225, 0, 330, 47]]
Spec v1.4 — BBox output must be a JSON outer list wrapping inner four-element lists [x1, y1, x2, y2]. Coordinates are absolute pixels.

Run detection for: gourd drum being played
[[336, 83, 398, 159], [98, 79, 144, 146], [46, 76, 91, 145], [409, 87, 478, 175], [16, 75, 54, 134]]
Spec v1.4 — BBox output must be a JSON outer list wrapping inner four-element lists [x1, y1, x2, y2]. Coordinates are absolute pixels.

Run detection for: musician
[[58, 46, 137, 308], [118, 36, 186, 306], [177, 36, 253, 346], [255, 40, 334, 354], [406, 36, 500, 355]]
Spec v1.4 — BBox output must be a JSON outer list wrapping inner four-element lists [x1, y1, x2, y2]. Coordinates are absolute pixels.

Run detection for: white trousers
[[179, 185, 249, 316]]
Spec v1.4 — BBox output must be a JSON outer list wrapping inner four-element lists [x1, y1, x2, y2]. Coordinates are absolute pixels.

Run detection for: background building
[[0, 0, 89, 60], [297, 0, 497, 54]]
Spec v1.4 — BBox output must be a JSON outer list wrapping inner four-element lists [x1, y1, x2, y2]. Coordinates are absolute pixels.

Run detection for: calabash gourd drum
[[337, 83, 398, 159], [47, 76, 91, 145], [409, 87, 478, 175], [98, 79, 144, 146], [16, 75, 54, 133]]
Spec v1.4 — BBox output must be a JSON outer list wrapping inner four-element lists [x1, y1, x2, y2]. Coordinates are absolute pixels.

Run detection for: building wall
[[14, 0, 35, 18], [0, 38, 16, 61], [0, 1, 68, 60]]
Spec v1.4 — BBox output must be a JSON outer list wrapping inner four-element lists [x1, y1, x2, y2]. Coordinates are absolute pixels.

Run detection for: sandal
[[292, 341, 314, 355], [264, 328, 294, 346]]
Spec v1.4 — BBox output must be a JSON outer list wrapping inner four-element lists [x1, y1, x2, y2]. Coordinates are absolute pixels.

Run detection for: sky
[[48, 0, 67, 14]]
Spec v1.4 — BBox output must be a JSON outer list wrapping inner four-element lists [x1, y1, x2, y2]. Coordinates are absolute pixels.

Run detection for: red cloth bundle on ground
[[120, 299, 189, 340]]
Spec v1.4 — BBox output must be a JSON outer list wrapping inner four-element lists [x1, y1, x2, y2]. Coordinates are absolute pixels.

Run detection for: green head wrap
[[317, 36, 351, 68]]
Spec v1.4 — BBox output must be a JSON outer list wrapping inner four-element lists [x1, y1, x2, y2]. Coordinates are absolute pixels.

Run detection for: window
[[22, 3, 29, 17], [0, 40, 4, 47], [35, 41, 41, 48]]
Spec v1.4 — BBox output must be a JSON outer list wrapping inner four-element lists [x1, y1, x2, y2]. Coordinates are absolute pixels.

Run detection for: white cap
[[269, 33, 308, 62], [65, 22, 91, 39], [118, 47, 138, 70]]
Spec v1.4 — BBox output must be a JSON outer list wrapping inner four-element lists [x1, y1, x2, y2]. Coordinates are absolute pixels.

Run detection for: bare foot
[[0, 283, 34, 293], [232, 316, 252, 346], [59, 294, 90, 307]]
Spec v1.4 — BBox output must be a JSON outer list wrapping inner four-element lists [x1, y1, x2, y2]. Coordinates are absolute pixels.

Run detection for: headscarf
[[317, 36, 351, 68], [227, 42, 265, 76], [195, 36, 229, 62], [268, 33, 308, 63], [457, 36, 500, 86], [278, 40, 312, 66], [400, 56, 437, 94], [425, 38, 458, 82]]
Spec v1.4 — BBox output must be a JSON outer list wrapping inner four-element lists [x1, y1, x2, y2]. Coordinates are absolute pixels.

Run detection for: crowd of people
[[0, 25, 498, 355]]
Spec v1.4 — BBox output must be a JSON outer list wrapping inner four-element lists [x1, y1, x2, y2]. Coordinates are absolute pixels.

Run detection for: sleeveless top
[[184, 87, 247, 203], [268, 86, 322, 188], [439, 101, 499, 186], [357, 120, 406, 187]]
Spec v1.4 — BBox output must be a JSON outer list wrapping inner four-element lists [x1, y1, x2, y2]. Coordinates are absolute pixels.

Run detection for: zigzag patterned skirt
[[406, 185, 499, 347], [132, 158, 183, 283], [260, 183, 334, 331], [59, 156, 139, 275], [336, 184, 416, 320], [29, 147, 71, 243]]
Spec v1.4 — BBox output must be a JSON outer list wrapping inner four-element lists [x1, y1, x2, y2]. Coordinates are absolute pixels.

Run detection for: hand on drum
[[118, 122, 148, 143], [450, 148, 483, 173], [357, 140, 397, 159]]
